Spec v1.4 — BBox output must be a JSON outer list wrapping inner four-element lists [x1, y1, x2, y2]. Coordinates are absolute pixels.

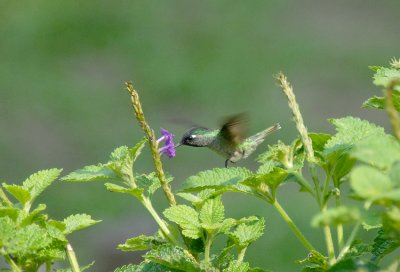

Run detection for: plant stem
[[3, 254, 21, 272], [142, 197, 180, 246], [272, 200, 316, 252], [290, 171, 315, 197], [46, 261, 51, 272], [323, 224, 336, 264], [337, 223, 360, 261], [237, 247, 247, 263], [66, 243, 81, 272], [384, 79, 400, 140], [125, 82, 177, 206], [335, 193, 344, 250], [0, 187, 12, 207], [204, 233, 213, 265]]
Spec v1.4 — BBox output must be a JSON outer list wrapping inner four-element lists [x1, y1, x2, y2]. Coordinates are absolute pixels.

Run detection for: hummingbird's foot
[[225, 159, 229, 168]]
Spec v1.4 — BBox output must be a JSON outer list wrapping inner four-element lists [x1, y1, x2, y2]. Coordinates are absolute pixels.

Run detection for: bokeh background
[[1, 1, 399, 271]]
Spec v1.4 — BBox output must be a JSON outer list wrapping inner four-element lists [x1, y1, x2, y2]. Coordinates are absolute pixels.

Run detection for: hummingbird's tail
[[248, 123, 281, 145]]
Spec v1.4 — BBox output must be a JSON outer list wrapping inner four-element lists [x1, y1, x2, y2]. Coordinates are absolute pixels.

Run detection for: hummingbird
[[176, 114, 281, 167]]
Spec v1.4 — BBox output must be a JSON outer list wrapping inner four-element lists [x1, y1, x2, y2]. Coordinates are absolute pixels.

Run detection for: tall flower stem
[[384, 79, 400, 140], [272, 200, 316, 252], [3, 254, 21, 272], [125, 82, 176, 206], [66, 243, 81, 272]]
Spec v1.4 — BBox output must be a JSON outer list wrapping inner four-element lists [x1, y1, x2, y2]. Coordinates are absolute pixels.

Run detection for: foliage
[[0, 169, 100, 271], [3, 59, 400, 271]]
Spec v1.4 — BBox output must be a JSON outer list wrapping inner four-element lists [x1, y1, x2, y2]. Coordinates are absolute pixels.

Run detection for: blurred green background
[[1, 1, 399, 271]]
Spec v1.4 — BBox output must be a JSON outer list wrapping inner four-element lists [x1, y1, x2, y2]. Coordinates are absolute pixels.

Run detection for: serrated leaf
[[2, 184, 31, 205], [223, 260, 249, 272], [108, 139, 146, 180], [372, 67, 400, 90], [8, 224, 52, 256], [351, 134, 400, 170], [362, 91, 400, 112], [117, 235, 161, 252], [163, 205, 201, 239], [242, 168, 288, 196], [309, 133, 332, 153], [199, 197, 225, 231], [329, 258, 378, 272], [104, 183, 144, 200], [350, 166, 393, 200], [0, 207, 20, 221], [311, 206, 360, 227], [46, 222, 67, 242], [136, 172, 173, 197], [23, 168, 62, 201], [181, 167, 252, 192], [114, 262, 182, 272], [0, 216, 16, 246], [371, 229, 400, 262], [177, 192, 202, 203], [145, 244, 199, 272], [228, 217, 265, 248], [62, 164, 117, 182], [19, 203, 47, 226], [324, 117, 385, 156], [63, 214, 101, 235]]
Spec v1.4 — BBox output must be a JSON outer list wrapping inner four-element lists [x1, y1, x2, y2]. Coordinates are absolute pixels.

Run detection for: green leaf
[[104, 183, 144, 200], [311, 206, 360, 227], [324, 117, 385, 156], [2, 184, 31, 205], [163, 205, 201, 239], [114, 262, 182, 272], [361, 211, 382, 231], [389, 162, 400, 187], [117, 235, 161, 252], [181, 167, 252, 192], [0, 216, 16, 247], [0, 207, 20, 221], [371, 229, 400, 262], [372, 66, 400, 90], [19, 203, 47, 226], [350, 166, 393, 200], [63, 214, 101, 235], [199, 197, 225, 231], [145, 244, 199, 272], [136, 172, 173, 197], [351, 134, 400, 170], [362, 91, 400, 112], [309, 133, 332, 153], [257, 140, 304, 170], [8, 224, 52, 256], [108, 139, 146, 180], [223, 260, 250, 272], [23, 168, 62, 201], [242, 168, 288, 196], [57, 261, 95, 272], [62, 164, 117, 182], [228, 217, 265, 248], [328, 258, 378, 272]]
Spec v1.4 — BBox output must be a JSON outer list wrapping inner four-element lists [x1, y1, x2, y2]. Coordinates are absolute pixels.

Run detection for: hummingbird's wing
[[219, 113, 247, 147]]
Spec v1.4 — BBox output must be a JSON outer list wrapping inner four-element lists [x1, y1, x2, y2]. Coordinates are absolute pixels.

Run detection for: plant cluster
[[1, 59, 400, 271]]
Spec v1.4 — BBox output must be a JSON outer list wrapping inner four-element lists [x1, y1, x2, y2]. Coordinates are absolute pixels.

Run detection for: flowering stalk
[[66, 243, 81, 272], [125, 82, 177, 206]]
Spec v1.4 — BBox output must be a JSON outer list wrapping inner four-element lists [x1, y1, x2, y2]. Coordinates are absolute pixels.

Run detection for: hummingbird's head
[[179, 127, 212, 147]]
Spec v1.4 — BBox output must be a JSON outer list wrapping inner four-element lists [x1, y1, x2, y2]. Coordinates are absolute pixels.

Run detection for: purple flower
[[157, 128, 176, 158]]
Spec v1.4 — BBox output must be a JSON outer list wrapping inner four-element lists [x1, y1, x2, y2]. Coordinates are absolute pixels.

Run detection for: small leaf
[[372, 66, 400, 90], [145, 244, 199, 272], [362, 93, 400, 112], [324, 117, 385, 156], [117, 235, 161, 252], [350, 166, 393, 200], [223, 260, 249, 272], [228, 217, 265, 248], [62, 164, 117, 182], [181, 167, 252, 192], [136, 172, 173, 197], [311, 206, 360, 227], [0, 216, 16, 247], [351, 134, 400, 170], [63, 214, 101, 235], [2, 184, 31, 205], [163, 205, 201, 239], [371, 229, 400, 262], [104, 183, 144, 200], [19, 203, 47, 226], [8, 224, 52, 256], [0, 207, 20, 221], [23, 168, 62, 201], [242, 168, 288, 196], [199, 197, 225, 231]]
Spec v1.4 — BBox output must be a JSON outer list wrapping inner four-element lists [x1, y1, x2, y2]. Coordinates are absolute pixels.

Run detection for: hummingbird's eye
[[189, 135, 196, 140]]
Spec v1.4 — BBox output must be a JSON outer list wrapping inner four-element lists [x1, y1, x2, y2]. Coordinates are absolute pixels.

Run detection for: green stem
[[272, 200, 316, 252], [204, 232, 213, 265], [337, 223, 360, 261], [66, 243, 81, 272], [291, 171, 315, 197], [0, 188, 12, 207], [46, 261, 51, 272], [3, 254, 21, 272], [237, 247, 247, 263], [142, 197, 180, 246], [335, 192, 344, 250], [310, 164, 322, 206], [323, 224, 336, 264]]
